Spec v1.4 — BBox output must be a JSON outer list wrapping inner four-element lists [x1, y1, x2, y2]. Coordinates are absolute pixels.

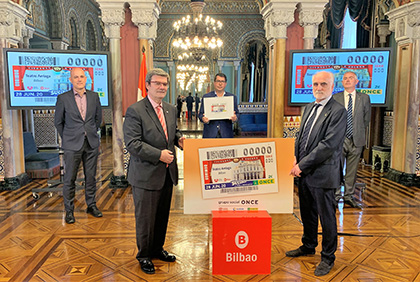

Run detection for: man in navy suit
[[123, 68, 185, 275], [185, 92, 194, 121], [333, 71, 371, 208], [288, 71, 346, 276], [198, 73, 239, 138], [54, 68, 103, 224]]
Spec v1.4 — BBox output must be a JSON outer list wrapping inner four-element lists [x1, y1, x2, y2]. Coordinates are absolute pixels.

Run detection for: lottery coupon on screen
[[198, 142, 278, 199]]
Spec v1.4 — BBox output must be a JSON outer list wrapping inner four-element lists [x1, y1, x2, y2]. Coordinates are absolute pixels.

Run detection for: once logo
[[235, 231, 249, 249]]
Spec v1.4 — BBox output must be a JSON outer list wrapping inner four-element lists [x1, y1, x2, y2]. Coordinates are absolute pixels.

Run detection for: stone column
[[262, 0, 295, 138], [385, 3, 420, 185], [131, 0, 160, 88], [233, 60, 241, 98], [97, 1, 127, 188], [0, 1, 29, 190], [166, 61, 174, 104], [217, 60, 224, 73], [298, 1, 326, 49]]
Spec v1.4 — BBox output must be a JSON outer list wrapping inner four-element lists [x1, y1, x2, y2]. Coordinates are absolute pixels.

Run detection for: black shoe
[[314, 260, 334, 276], [154, 250, 176, 262], [344, 198, 362, 209], [285, 247, 315, 257], [65, 211, 75, 224], [86, 205, 103, 217], [139, 259, 155, 274]]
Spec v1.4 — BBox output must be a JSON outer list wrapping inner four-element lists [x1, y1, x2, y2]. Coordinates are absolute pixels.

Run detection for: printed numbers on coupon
[[243, 145, 272, 156]]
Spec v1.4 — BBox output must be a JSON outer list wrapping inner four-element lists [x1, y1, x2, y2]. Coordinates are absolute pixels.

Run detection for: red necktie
[[156, 105, 168, 140]]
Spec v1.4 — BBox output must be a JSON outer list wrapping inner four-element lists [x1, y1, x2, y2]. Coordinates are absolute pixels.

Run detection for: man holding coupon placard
[[198, 73, 239, 138]]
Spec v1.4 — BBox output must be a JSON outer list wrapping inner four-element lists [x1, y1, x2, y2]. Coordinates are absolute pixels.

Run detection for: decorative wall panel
[[33, 110, 57, 146]]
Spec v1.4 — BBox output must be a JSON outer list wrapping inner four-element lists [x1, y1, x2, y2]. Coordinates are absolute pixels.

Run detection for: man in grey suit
[[54, 67, 103, 224], [123, 68, 185, 275], [288, 71, 346, 276], [333, 71, 371, 208]]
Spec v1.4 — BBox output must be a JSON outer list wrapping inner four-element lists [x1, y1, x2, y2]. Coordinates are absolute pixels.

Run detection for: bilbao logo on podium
[[226, 230, 257, 262], [235, 231, 249, 249]]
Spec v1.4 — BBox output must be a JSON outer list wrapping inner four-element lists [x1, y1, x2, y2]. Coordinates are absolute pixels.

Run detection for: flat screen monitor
[[3, 48, 112, 109], [288, 48, 392, 106]]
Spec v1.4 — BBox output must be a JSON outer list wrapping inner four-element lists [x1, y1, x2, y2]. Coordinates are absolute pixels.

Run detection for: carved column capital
[[377, 23, 391, 45], [298, 1, 327, 40], [129, 1, 160, 40], [261, 0, 296, 41], [233, 60, 241, 70], [96, 1, 125, 39], [386, 2, 420, 43]]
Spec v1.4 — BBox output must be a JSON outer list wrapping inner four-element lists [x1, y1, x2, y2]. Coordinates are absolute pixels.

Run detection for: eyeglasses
[[215, 80, 226, 83], [150, 81, 169, 87]]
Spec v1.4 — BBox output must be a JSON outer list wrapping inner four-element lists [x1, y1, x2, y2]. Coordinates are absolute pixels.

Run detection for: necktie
[[156, 105, 168, 140], [298, 103, 321, 160], [346, 94, 353, 138]]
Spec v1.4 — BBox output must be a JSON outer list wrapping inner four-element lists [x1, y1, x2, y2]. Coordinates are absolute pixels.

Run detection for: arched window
[[342, 9, 356, 49], [69, 18, 78, 49], [241, 40, 268, 103], [86, 20, 96, 51]]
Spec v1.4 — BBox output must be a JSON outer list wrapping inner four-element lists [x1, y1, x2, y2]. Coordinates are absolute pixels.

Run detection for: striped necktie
[[156, 105, 168, 140], [345, 94, 353, 138], [298, 103, 321, 161]]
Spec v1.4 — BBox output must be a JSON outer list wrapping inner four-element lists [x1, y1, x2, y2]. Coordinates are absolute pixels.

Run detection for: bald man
[[54, 68, 103, 224]]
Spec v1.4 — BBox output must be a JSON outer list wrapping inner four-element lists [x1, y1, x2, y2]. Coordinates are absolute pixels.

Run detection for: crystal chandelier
[[172, 0, 223, 52]]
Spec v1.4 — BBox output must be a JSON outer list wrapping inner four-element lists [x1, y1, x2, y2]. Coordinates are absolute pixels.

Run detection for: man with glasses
[[288, 71, 346, 276], [198, 73, 239, 138], [123, 68, 185, 275]]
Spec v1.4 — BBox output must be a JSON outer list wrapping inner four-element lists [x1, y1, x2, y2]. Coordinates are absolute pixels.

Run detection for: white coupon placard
[[203, 96, 234, 120], [198, 142, 278, 199]]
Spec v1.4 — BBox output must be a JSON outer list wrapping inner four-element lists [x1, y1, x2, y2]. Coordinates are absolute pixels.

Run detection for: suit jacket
[[295, 98, 346, 189], [54, 90, 102, 151], [333, 91, 371, 147], [186, 95, 194, 111], [123, 97, 183, 190], [198, 91, 239, 138]]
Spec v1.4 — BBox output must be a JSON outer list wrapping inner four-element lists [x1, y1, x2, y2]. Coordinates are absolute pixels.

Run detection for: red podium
[[212, 210, 272, 275]]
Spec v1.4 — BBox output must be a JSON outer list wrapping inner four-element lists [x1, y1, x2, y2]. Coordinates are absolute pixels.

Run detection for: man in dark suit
[[288, 71, 346, 276], [176, 95, 183, 118], [54, 67, 103, 224], [333, 71, 371, 208], [195, 94, 200, 119], [198, 73, 239, 138], [123, 68, 185, 275], [185, 92, 194, 121]]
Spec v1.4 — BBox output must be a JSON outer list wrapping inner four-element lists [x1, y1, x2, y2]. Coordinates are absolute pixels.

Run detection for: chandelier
[[176, 51, 210, 92], [172, 0, 223, 52]]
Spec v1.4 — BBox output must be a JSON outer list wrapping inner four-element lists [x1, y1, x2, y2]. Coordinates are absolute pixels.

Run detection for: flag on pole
[[137, 52, 147, 100]]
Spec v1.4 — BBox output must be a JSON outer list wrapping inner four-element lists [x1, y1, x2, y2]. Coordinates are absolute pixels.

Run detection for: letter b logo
[[235, 231, 249, 249]]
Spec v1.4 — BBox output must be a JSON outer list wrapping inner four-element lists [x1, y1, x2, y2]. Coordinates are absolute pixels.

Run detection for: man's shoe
[[345, 198, 362, 209], [86, 205, 103, 217], [285, 247, 315, 257], [139, 259, 155, 274], [65, 211, 75, 224], [154, 250, 176, 262], [314, 260, 334, 276]]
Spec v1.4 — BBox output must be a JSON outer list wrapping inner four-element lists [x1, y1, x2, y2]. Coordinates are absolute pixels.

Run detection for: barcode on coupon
[[220, 186, 258, 193], [35, 98, 56, 103], [19, 56, 57, 66], [206, 149, 236, 160]]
